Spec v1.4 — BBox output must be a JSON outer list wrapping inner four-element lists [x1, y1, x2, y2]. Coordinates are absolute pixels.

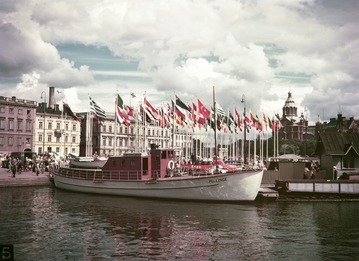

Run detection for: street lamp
[[241, 94, 247, 164], [40, 91, 46, 154]]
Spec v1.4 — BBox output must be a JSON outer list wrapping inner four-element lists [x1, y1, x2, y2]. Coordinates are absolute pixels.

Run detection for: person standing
[[11, 157, 17, 177]]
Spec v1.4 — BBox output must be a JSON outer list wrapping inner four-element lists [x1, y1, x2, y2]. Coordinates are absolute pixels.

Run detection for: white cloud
[[1, 0, 358, 124]]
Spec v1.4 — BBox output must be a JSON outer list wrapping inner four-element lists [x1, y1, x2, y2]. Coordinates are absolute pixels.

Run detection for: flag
[[190, 102, 200, 126], [140, 104, 153, 123], [275, 113, 283, 129], [116, 94, 130, 126], [234, 107, 243, 132], [198, 99, 211, 120], [245, 115, 252, 132], [126, 105, 134, 118], [158, 105, 171, 128], [215, 102, 225, 117], [262, 112, 269, 130], [63, 102, 80, 122], [175, 95, 190, 119], [144, 97, 159, 120], [229, 112, 238, 133], [89, 96, 106, 125]]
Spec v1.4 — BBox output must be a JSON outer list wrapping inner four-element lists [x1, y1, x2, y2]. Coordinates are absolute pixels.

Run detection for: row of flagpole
[[63, 91, 283, 161]]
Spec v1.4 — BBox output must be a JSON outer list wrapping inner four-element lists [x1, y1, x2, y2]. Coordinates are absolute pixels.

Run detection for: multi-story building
[[35, 87, 81, 156], [0, 96, 37, 154], [79, 112, 193, 158]]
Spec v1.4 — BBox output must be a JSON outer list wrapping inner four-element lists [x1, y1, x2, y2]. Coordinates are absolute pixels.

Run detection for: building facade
[[0, 96, 37, 154], [79, 112, 192, 157], [35, 87, 81, 156]]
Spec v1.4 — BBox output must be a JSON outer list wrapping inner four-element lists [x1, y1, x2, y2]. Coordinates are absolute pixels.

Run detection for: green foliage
[[263, 137, 317, 157]]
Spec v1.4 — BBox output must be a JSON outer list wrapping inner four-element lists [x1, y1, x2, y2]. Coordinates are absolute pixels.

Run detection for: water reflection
[[0, 187, 358, 260], [53, 190, 267, 260]]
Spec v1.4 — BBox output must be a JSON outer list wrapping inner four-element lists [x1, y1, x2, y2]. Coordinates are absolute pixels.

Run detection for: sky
[[1, 0, 358, 124]]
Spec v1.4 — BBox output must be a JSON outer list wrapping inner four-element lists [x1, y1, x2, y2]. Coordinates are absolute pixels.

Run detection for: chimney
[[49, 86, 55, 109]]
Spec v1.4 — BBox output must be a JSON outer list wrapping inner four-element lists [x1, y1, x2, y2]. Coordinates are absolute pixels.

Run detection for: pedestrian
[[310, 168, 315, 179], [11, 157, 17, 177]]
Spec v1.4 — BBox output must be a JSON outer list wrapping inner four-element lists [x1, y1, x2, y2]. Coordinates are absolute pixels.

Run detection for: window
[[103, 125, 106, 132], [48, 135, 52, 142], [9, 108, 14, 114], [56, 122, 61, 129], [8, 119, 14, 130], [0, 137, 4, 145], [103, 137, 106, 146], [72, 136, 76, 143], [72, 124, 76, 131], [27, 110, 31, 116], [0, 107, 5, 113], [56, 147, 60, 153], [56, 137, 60, 143], [39, 134, 43, 142], [48, 122, 52, 130], [26, 138, 30, 144], [26, 120, 32, 132], [17, 120, 23, 131], [109, 125, 112, 133], [39, 121, 43, 129], [17, 137, 22, 146], [65, 123, 69, 131], [18, 109, 23, 115], [0, 118, 5, 129], [65, 136, 68, 142], [8, 137, 13, 145], [342, 155, 355, 169], [108, 137, 112, 146]]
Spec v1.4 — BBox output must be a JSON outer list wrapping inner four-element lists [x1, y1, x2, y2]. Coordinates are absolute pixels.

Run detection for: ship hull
[[53, 169, 263, 201]]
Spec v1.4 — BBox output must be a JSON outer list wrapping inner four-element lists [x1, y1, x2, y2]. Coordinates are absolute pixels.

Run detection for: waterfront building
[[78, 112, 193, 157], [315, 130, 359, 179], [35, 87, 81, 156], [0, 96, 37, 154]]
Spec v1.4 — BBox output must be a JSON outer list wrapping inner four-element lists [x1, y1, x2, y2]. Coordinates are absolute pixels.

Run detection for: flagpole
[[114, 92, 118, 155], [172, 93, 176, 150], [241, 95, 246, 165], [276, 122, 279, 157]]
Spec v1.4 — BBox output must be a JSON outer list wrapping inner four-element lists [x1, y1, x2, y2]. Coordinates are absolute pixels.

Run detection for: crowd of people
[[1, 153, 69, 177]]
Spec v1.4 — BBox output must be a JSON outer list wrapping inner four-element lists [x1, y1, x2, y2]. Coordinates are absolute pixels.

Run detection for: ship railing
[[57, 168, 145, 181]]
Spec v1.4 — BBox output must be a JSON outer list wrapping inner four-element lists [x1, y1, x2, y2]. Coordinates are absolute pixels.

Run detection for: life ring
[[168, 160, 174, 170]]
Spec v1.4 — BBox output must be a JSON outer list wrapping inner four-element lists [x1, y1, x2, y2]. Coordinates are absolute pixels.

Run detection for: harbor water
[[0, 187, 358, 260]]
